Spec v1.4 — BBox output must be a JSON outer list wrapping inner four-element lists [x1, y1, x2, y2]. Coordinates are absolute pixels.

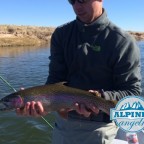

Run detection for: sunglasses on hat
[[68, 0, 89, 5]]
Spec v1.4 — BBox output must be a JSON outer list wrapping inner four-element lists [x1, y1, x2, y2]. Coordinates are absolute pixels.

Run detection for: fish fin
[[113, 100, 117, 105], [55, 81, 68, 86], [107, 100, 117, 107]]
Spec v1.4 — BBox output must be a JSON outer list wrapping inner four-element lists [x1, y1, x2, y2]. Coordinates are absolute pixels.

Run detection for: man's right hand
[[16, 101, 47, 117], [16, 88, 47, 117]]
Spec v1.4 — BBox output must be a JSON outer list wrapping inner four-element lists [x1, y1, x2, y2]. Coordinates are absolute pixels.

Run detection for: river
[[0, 42, 144, 144]]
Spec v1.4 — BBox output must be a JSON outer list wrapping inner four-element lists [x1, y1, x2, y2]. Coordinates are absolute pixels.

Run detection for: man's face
[[72, 0, 102, 23]]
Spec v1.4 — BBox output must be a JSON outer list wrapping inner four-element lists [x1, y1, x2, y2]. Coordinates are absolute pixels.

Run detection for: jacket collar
[[76, 8, 109, 34]]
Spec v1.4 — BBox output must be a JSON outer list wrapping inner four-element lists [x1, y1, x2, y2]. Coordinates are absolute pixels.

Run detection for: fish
[[0, 82, 117, 115]]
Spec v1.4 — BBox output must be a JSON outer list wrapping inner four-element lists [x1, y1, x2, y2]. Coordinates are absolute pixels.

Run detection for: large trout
[[0, 82, 117, 115]]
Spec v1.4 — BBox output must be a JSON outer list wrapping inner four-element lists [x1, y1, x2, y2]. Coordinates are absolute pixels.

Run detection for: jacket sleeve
[[103, 36, 142, 101], [45, 28, 67, 84]]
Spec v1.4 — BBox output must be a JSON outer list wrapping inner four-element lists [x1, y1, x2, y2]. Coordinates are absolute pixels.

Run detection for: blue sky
[[0, 0, 144, 31]]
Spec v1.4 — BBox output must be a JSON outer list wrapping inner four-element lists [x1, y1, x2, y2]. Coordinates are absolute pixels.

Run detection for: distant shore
[[0, 25, 144, 47], [128, 31, 144, 41], [0, 25, 55, 47]]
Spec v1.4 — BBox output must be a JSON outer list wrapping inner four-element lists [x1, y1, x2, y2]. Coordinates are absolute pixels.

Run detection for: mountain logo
[[78, 43, 101, 55], [120, 101, 144, 110], [110, 96, 144, 133], [90, 45, 101, 52]]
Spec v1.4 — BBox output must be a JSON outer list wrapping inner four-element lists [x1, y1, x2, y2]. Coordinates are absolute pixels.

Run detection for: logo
[[90, 45, 101, 52], [78, 43, 101, 55], [110, 96, 144, 133]]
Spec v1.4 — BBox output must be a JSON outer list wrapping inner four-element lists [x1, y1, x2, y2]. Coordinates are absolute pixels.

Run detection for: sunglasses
[[68, 0, 89, 5]]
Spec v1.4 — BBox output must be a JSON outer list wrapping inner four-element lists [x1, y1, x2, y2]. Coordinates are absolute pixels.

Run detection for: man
[[17, 0, 141, 143]]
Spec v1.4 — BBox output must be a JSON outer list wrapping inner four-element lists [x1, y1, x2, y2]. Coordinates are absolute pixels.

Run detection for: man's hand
[[58, 90, 100, 118], [16, 88, 47, 117], [74, 103, 99, 117], [74, 90, 100, 117], [16, 101, 47, 117]]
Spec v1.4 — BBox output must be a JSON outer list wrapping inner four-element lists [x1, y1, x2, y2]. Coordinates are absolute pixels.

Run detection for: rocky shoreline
[[0, 25, 144, 47], [128, 31, 144, 41]]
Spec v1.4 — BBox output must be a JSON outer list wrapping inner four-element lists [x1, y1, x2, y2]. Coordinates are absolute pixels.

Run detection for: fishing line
[[41, 116, 53, 129], [0, 75, 17, 92], [0, 75, 53, 129]]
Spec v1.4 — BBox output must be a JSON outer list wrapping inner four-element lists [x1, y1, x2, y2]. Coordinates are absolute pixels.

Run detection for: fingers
[[74, 102, 100, 117], [16, 101, 46, 117], [35, 101, 45, 115], [89, 90, 101, 97], [30, 101, 39, 116], [16, 102, 31, 116], [75, 103, 91, 117], [89, 103, 99, 114]]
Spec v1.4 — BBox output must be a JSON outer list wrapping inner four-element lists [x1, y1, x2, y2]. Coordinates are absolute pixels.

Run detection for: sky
[[0, 0, 144, 32]]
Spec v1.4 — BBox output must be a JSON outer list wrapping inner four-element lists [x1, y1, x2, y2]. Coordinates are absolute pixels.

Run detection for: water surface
[[0, 45, 54, 144], [0, 42, 144, 144]]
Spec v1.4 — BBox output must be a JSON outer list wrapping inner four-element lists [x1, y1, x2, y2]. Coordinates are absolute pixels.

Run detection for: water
[[0, 42, 144, 144], [0, 45, 54, 144]]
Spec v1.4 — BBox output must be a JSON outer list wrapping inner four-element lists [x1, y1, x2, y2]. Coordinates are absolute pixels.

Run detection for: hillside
[[0, 25, 55, 46], [128, 31, 144, 41], [0, 25, 144, 47]]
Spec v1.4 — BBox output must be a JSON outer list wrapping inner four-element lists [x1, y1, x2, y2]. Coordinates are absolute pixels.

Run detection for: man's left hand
[[74, 90, 100, 117]]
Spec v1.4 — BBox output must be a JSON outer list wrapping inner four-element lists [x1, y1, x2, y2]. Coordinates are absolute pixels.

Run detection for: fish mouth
[[0, 95, 24, 111]]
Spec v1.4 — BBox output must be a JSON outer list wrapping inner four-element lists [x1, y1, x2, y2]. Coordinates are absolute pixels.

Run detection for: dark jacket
[[46, 9, 141, 102]]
